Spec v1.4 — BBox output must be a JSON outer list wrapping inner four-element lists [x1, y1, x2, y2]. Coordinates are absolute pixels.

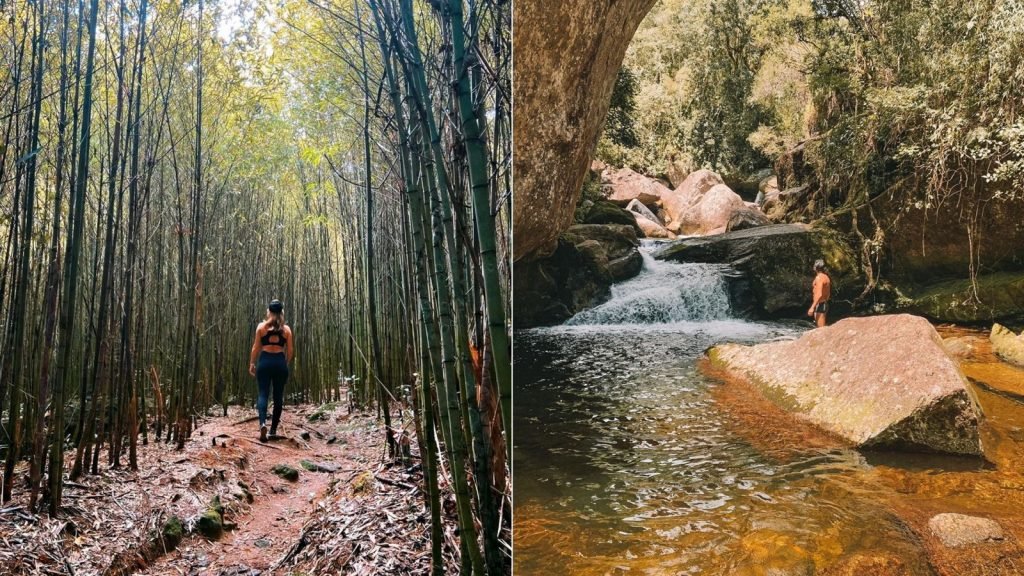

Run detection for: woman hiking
[[249, 299, 294, 441]]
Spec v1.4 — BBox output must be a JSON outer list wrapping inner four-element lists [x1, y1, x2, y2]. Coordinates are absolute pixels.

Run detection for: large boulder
[[600, 166, 670, 207], [991, 323, 1024, 367], [513, 0, 659, 262], [625, 198, 660, 223], [883, 194, 1024, 287], [661, 169, 725, 232], [626, 199, 673, 238], [562, 224, 643, 280], [514, 224, 642, 328], [708, 314, 984, 456], [665, 155, 696, 189], [622, 199, 671, 237], [726, 207, 770, 232], [655, 223, 862, 317], [678, 184, 747, 235], [907, 272, 1024, 324], [583, 200, 642, 235], [633, 214, 673, 239], [723, 168, 773, 201]]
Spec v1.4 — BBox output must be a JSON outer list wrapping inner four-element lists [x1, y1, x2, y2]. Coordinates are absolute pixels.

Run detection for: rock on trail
[[708, 314, 984, 456]]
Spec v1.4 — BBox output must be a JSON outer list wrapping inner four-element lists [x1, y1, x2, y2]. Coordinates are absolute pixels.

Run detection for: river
[[514, 241, 1024, 575]]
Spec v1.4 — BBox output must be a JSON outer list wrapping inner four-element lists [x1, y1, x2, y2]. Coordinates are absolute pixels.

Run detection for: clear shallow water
[[513, 244, 971, 575]]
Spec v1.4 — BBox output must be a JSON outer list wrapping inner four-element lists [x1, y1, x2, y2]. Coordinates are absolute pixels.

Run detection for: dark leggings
[[256, 351, 288, 431]]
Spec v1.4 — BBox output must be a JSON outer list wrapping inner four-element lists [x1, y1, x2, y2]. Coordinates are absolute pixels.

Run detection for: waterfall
[[566, 243, 733, 326]]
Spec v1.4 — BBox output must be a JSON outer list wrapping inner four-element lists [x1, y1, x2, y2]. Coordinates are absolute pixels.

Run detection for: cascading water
[[566, 241, 733, 326]]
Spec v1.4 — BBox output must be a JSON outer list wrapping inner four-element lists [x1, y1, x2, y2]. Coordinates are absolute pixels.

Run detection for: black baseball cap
[[269, 299, 283, 313]]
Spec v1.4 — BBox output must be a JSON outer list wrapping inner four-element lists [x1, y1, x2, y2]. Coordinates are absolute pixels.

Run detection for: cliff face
[[513, 0, 657, 262]]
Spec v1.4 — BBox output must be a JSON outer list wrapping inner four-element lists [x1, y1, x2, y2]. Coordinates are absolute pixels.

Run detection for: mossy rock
[[583, 200, 642, 235], [351, 471, 374, 494], [307, 402, 338, 422], [273, 464, 300, 481], [656, 223, 863, 318], [907, 271, 1024, 324], [300, 459, 339, 473], [196, 504, 223, 540], [161, 516, 184, 548]]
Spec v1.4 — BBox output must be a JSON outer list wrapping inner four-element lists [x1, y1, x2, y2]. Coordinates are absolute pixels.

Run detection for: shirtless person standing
[[807, 259, 831, 327]]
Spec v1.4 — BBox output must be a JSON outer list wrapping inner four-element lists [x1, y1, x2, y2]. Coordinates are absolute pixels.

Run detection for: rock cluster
[[597, 165, 775, 239]]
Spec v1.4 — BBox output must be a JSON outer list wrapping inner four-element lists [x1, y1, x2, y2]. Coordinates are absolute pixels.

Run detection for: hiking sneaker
[[269, 428, 278, 438], [260, 425, 268, 442]]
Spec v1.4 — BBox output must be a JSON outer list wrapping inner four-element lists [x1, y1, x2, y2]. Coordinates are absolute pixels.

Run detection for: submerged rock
[[991, 323, 1024, 367], [942, 336, 981, 360], [707, 314, 983, 456], [820, 553, 907, 576], [927, 513, 1004, 548]]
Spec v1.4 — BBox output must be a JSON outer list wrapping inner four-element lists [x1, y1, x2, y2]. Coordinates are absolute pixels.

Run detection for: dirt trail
[[137, 406, 369, 575], [0, 402, 396, 576]]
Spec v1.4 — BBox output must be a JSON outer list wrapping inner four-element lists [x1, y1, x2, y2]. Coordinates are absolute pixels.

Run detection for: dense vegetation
[[0, 0, 510, 572], [598, 0, 1024, 206]]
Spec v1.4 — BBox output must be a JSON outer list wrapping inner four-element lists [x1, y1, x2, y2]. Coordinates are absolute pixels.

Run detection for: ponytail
[[266, 310, 284, 331]]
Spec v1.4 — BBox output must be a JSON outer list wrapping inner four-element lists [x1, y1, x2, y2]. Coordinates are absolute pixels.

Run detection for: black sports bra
[[261, 327, 287, 347]]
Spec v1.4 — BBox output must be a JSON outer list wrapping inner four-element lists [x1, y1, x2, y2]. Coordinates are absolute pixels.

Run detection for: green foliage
[[604, 68, 640, 150], [685, 0, 774, 174], [797, 0, 1024, 213], [573, 173, 606, 223], [604, 0, 1024, 234], [596, 0, 778, 176]]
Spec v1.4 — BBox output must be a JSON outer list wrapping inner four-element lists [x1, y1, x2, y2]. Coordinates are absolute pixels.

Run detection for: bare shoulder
[[255, 320, 267, 333], [285, 324, 293, 336]]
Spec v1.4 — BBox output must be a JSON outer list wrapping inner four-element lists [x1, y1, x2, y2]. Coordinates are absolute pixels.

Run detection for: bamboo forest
[[0, 0, 510, 574]]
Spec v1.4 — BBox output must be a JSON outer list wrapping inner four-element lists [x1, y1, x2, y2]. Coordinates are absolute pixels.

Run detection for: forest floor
[[0, 402, 457, 576]]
